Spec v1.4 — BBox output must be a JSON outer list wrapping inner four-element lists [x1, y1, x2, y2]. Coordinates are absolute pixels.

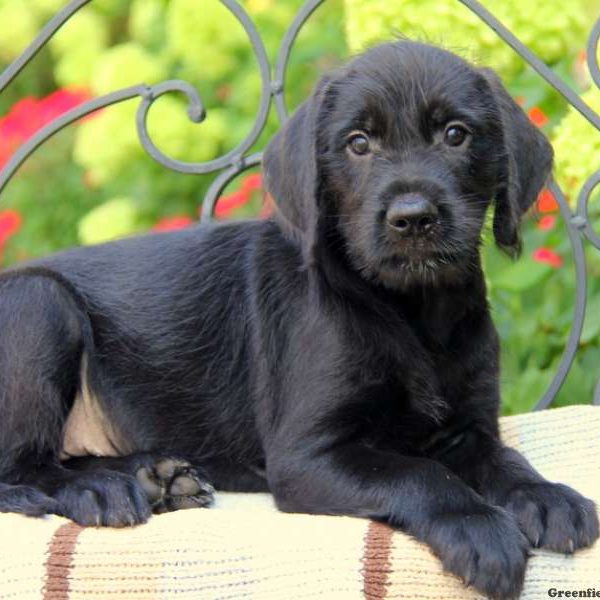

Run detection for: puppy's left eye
[[444, 124, 469, 147], [347, 133, 371, 155]]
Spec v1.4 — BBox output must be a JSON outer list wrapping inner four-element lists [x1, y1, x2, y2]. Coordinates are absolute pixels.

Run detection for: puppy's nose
[[386, 194, 439, 236]]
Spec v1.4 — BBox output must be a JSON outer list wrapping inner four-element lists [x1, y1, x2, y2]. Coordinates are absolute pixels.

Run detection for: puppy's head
[[263, 41, 553, 289]]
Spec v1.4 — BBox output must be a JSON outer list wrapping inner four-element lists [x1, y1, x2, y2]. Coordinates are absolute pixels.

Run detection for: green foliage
[[51, 10, 110, 87], [0, 0, 346, 258], [344, 0, 588, 79], [77, 196, 142, 245], [0, 0, 39, 63], [483, 212, 600, 413], [552, 87, 600, 200], [166, 0, 250, 81]]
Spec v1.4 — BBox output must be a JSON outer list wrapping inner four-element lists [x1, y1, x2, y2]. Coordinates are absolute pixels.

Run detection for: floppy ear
[[481, 69, 554, 257], [262, 76, 333, 266]]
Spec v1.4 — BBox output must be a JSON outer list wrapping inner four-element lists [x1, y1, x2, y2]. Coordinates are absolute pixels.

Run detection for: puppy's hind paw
[[0, 484, 58, 517], [135, 457, 215, 514]]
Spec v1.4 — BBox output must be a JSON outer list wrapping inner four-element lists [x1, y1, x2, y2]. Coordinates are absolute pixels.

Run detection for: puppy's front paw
[[427, 505, 528, 600], [504, 482, 599, 553], [54, 470, 151, 527]]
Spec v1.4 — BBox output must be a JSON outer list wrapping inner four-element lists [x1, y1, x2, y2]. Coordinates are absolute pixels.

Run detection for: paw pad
[[136, 457, 214, 514]]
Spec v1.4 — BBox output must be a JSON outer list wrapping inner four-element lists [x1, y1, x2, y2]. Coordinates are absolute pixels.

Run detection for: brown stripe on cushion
[[43, 522, 83, 600], [362, 520, 394, 599]]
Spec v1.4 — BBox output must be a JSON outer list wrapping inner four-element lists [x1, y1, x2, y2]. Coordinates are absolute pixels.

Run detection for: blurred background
[[0, 0, 599, 414]]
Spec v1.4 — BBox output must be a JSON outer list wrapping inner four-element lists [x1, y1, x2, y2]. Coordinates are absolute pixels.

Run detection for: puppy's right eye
[[443, 124, 469, 147], [347, 133, 370, 155]]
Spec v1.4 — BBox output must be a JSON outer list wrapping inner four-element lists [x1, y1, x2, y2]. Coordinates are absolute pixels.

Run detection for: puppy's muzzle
[[386, 193, 439, 237]]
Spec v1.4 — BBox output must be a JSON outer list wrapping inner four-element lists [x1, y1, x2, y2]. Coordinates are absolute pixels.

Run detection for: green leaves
[[581, 294, 600, 344], [78, 197, 142, 246], [493, 258, 553, 292], [345, 0, 589, 79], [500, 364, 550, 415], [485, 210, 600, 414]]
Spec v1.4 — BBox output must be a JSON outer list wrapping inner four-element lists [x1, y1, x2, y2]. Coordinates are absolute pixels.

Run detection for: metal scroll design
[[0, 0, 599, 409]]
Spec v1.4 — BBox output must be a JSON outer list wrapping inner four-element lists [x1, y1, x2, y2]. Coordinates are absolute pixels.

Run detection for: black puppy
[[0, 41, 597, 599]]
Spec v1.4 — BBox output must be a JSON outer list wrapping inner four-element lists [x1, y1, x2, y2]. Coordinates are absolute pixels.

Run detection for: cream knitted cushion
[[1, 405, 599, 599]]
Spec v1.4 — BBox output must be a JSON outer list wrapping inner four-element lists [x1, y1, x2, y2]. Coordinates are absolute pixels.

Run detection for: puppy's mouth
[[377, 238, 470, 285], [380, 252, 451, 272], [382, 237, 458, 267], [373, 247, 470, 290]]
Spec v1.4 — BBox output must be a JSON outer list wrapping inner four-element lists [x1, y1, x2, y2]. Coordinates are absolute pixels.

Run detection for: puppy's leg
[[0, 272, 83, 518], [22, 462, 152, 527], [433, 314, 599, 558], [438, 364, 599, 554], [267, 441, 528, 600], [0, 482, 58, 517], [63, 453, 215, 513], [470, 444, 599, 554], [0, 272, 150, 526]]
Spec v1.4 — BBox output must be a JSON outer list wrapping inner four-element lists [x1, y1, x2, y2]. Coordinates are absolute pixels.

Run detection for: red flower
[[153, 215, 193, 232], [533, 247, 563, 268], [537, 215, 557, 231], [0, 98, 39, 141], [0, 147, 11, 171], [0, 209, 22, 260], [0, 87, 92, 168], [215, 190, 250, 218], [537, 189, 558, 213], [0, 209, 22, 242], [241, 173, 262, 195], [38, 88, 91, 125], [211, 174, 263, 219], [528, 106, 549, 128]]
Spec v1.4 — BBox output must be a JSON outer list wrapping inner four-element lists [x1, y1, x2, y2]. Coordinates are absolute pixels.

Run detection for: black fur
[[0, 42, 596, 599]]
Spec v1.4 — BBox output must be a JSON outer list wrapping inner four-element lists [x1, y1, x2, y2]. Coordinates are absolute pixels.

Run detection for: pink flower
[[537, 215, 557, 231], [153, 216, 193, 232], [533, 247, 563, 268]]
